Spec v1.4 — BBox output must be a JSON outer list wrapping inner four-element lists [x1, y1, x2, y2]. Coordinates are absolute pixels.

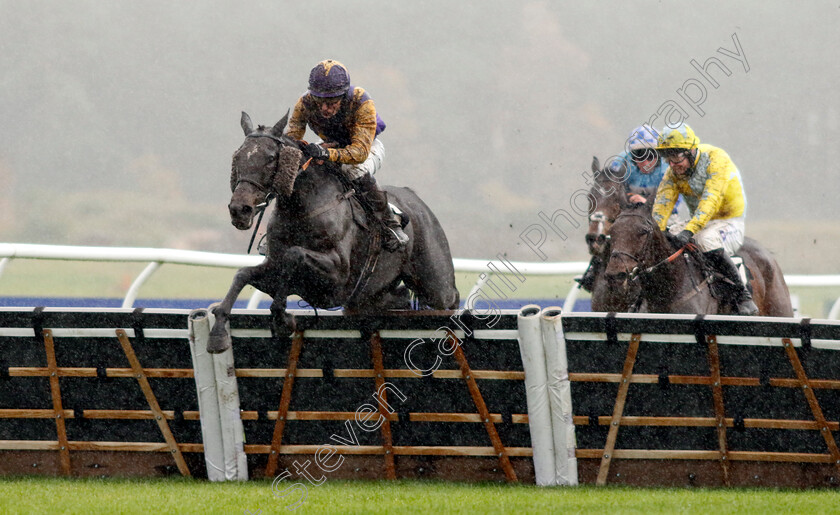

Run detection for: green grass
[[0, 478, 837, 514]]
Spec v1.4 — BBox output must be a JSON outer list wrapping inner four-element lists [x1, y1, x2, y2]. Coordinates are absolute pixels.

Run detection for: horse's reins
[[610, 212, 697, 281], [609, 211, 715, 310]]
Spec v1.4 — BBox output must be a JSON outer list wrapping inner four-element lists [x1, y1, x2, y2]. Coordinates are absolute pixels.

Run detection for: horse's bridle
[[236, 131, 353, 221], [232, 132, 292, 199], [586, 211, 613, 246], [609, 211, 655, 280]]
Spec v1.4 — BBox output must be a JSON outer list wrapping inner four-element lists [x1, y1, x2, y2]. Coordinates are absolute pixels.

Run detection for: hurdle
[[188, 307, 533, 482], [2, 305, 839, 487], [0, 307, 199, 477]]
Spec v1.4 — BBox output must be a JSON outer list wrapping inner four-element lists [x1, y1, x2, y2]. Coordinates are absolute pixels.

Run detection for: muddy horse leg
[[208, 264, 270, 354], [268, 293, 297, 338]]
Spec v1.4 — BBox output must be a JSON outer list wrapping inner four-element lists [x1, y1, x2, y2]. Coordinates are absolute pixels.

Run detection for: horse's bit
[[608, 212, 655, 281]]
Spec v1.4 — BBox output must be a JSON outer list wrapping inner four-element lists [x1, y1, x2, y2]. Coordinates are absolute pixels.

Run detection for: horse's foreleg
[[207, 264, 268, 354], [267, 292, 297, 339]]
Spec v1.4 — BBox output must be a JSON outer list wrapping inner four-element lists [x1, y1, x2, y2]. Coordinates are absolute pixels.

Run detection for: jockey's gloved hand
[[675, 229, 694, 247], [304, 142, 329, 160]]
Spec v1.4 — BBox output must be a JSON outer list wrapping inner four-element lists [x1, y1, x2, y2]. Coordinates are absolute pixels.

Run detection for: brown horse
[[604, 202, 793, 316], [207, 112, 460, 353], [585, 157, 654, 312]]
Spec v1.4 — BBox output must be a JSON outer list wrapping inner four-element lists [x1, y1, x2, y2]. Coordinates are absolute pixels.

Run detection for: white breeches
[[668, 217, 745, 256], [341, 138, 385, 180]]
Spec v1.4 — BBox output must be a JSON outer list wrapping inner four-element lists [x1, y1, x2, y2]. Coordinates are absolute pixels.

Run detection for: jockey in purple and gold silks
[[652, 123, 757, 315], [285, 59, 407, 252], [286, 86, 386, 167]]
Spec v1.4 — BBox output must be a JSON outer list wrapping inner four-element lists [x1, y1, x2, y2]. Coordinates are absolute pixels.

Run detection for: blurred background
[[1, 1, 838, 274]]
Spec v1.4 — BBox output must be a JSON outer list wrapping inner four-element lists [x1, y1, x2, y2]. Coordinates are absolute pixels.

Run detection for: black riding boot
[[704, 248, 758, 316], [576, 255, 602, 292], [352, 174, 409, 252]]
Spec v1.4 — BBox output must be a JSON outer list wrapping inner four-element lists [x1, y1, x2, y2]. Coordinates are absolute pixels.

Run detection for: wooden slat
[[8, 367, 194, 378], [409, 413, 504, 423], [0, 440, 191, 452], [393, 446, 532, 457], [237, 410, 522, 423], [7, 366, 322, 379], [432, 370, 526, 380], [81, 410, 201, 421], [597, 333, 641, 486], [265, 331, 304, 477], [449, 329, 518, 482], [667, 375, 759, 386], [705, 334, 731, 486], [577, 448, 836, 463], [243, 444, 533, 457], [573, 372, 757, 387], [332, 369, 525, 380], [370, 331, 396, 479], [771, 378, 840, 389], [236, 368, 322, 378], [247, 444, 385, 455], [115, 329, 191, 477], [42, 330, 71, 476], [571, 372, 840, 389], [590, 415, 840, 430], [0, 409, 74, 419], [781, 337, 840, 474], [569, 373, 658, 383]]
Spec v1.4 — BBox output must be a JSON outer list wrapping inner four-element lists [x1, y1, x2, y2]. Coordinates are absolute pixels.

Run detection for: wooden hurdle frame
[[563, 312, 840, 488], [0, 307, 200, 476], [192, 309, 529, 482]]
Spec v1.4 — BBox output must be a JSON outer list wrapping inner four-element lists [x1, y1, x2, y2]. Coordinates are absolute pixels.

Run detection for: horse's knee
[[425, 288, 460, 310]]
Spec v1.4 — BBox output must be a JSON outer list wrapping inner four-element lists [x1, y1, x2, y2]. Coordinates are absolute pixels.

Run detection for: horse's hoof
[[207, 328, 232, 354], [270, 313, 296, 339]]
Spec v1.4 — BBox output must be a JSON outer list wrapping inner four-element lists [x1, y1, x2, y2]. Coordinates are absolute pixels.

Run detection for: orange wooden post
[[265, 331, 304, 477], [369, 331, 397, 479], [781, 337, 840, 474], [115, 329, 191, 477], [42, 330, 71, 476], [448, 329, 518, 482], [596, 333, 641, 486], [705, 334, 731, 486]]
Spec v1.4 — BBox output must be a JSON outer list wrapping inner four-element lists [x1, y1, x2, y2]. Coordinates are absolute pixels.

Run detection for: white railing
[[0, 243, 837, 317]]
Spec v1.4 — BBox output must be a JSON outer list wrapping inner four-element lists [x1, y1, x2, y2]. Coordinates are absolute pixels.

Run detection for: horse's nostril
[[229, 204, 253, 217], [585, 234, 596, 244], [597, 234, 606, 244]]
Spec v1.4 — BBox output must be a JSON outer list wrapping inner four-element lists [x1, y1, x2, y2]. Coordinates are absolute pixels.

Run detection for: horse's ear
[[241, 112, 254, 135], [591, 156, 601, 173], [617, 159, 628, 181], [271, 109, 290, 137]]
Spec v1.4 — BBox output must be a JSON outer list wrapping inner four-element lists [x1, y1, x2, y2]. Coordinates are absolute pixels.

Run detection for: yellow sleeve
[[328, 98, 377, 165], [651, 171, 679, 231], [285, 98, 308, 141], [684, 150, 732, 233]]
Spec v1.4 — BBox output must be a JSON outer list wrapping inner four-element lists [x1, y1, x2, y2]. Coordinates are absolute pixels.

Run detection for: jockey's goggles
[[658, 148, 691, 163], [630, 148, 658, 162]]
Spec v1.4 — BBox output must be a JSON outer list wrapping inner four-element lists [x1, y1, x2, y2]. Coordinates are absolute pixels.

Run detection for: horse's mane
[[274, 145, 302, 197]]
